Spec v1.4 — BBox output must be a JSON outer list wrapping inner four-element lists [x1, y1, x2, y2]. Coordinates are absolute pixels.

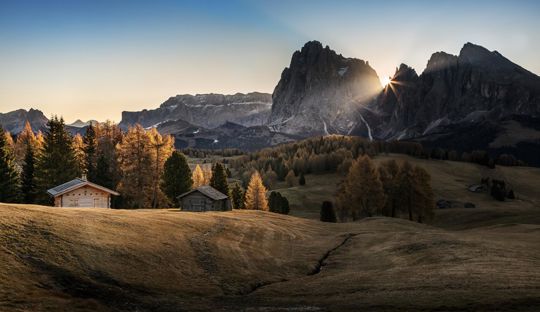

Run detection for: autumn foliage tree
[[244, 171, 268, 211], [192, 165, 205, 188], [336, 155, 385, 220], [0, 126, 21, 202]]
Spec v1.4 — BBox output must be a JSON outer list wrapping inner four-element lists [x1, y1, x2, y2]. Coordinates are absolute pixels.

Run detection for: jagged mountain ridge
[[268, 41, 382, 136], [119, 92, 272, 130], [0, 109, 48, 134]]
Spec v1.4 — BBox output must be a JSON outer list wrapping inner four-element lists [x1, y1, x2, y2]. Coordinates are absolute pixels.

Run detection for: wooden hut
[[47, 177, 119, 208], [177, 186, 231, 212]]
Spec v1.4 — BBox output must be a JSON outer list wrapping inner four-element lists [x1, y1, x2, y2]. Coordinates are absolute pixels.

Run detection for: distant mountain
[[268, 41, 382, 136], [156, 119, 298, 150], [119, 92, 272, 130], [0, 109, 48, 134], [352, 42, 540, 164], [69, 119, 97, 128]]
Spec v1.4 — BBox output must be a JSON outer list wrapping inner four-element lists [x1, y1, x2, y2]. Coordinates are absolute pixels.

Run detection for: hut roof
[[177, 186, 228, 201], [47, 178, 120, 197]]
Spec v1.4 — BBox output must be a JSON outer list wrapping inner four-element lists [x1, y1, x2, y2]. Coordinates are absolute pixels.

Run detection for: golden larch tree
[[192, 164, 205, 188], [147, 128, 174, 207], [244, 171, 269, 211]]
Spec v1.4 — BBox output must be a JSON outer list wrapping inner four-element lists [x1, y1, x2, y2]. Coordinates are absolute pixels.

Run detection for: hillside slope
[[1, 204, 539, 311]]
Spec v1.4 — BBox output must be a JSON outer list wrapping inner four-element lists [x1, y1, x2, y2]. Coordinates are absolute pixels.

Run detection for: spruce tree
[[230, 183, 244, 209], [21, 142, 37, 203], [298, 172, 306, 186], [268, 191, 290, 214], [83, 124, 98, 181], [210, 162, 229, 195], [161, 151, 193, 207], [95, 155, 113, 189], [0, 126, 21, 203], [244, 171, 269, 211], [35, 116, 80, 204], [320, 201, 337, 223]]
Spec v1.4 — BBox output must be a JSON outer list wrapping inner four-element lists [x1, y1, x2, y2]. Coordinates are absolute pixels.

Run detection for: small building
[[177, 186, 231, 212], [47, 177, 119, 208]]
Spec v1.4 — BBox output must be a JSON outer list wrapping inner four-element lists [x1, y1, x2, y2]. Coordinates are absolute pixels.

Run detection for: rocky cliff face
[[370, 42, 540, 140], [0, 109, 48, 134], [119, 92, 272, 130], [269, 41, 382, 136]]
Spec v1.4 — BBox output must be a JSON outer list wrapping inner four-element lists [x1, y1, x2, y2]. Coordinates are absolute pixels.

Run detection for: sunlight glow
[[380, 76, 391, 87]]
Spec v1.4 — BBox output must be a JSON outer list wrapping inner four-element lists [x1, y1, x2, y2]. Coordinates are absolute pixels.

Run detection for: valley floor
[[1, 201, 540, 311]]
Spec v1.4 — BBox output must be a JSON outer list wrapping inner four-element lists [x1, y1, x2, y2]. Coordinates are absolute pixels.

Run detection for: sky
[[1, 0, 539, 122]]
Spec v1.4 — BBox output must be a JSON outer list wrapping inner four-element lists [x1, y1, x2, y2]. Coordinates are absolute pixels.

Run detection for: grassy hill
[[275, 154, 540, 228], [1, 200, 540, 311]]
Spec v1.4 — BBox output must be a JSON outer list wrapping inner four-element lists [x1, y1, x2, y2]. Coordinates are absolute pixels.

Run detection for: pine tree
[[298, 172, 306, 186], [0, 126, 21, 202], [230, 183, 244, 209], [320, 201, 337, 222], [210, 162, 229, 195], [35, 116, 80, 204], [244, 171, 268, 211], [269, 191, 290, 214], [192, 164, 205, 188], [83, 124, 98, 181], [161, 151, 192, 207], [21, 142, 37, 203], [336, 155, 385, 220], [95, 155, 113, 189]]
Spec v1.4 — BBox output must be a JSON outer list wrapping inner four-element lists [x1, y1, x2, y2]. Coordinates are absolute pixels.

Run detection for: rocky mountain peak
[[424, 51, 458, 74], [394, 63, 419, 81]]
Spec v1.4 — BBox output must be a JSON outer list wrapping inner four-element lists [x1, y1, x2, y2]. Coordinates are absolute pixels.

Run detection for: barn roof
[[47, 178, 120, 197], [177, 186, 228, 201]]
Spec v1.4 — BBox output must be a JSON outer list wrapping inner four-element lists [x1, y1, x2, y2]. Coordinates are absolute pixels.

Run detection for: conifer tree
[[285, 169, 296, 187], [336, 155, 385, 220], [244, 171, 269, 211], [320, 201, 337, 222], [412, 166, 435, 223], [14, 121, 37, 165], [21, 142, 37, 203], [83, 124, 98, 181], [210, 162, 229, 195], [95, 155, 113, 189], [230, 183, 244, 209], [35, 116, 80, 204], [0, 126, 21, 202], [378, 159, 400, 217], [72, 134, 86, 175], [161, 151, 192, 206], [396, 161, 415, 221], [268, 191, 289, 214], [192, 164, 205, 188], [147, 128, 174, 208], [298, 172, 306, 186], [116, 124, 153, 208]]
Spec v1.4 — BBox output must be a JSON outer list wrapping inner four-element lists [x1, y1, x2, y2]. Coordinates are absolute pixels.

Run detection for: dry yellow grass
[[1, 199, 540, 311]]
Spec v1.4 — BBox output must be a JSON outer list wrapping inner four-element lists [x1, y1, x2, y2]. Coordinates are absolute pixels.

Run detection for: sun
[[380, 76, 391, 87]]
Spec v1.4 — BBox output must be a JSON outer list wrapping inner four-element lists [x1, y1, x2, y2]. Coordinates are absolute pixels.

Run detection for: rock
[[464, 202, 476, 208], [468, 184, 485, 193], [0, 109, 48, 134], [119, 92, 272, 130], [268, 41, 382, 136], [436, 200, 453, 209]]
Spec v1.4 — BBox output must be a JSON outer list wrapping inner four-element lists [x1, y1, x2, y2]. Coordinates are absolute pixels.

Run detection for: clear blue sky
[[1, 0, 539, 122]]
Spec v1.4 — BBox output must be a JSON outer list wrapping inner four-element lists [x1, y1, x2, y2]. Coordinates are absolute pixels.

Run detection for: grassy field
[[1, 203, 539, 311], [1, 155, 540, 311], [276, 154, 540, 228]]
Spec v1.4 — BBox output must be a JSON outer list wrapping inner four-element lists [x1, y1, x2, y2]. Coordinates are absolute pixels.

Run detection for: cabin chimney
[[81, 174, 87, 181]]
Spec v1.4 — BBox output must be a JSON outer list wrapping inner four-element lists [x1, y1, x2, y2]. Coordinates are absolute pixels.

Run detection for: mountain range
[[2, 41, 539, 164]]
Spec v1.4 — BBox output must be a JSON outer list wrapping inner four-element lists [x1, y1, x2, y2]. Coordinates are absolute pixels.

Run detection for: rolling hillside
[[1, 200, 540, 311]]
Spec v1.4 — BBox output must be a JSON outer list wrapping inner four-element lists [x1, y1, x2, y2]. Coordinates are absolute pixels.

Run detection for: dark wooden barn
[[177, 186, 231, 212]]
